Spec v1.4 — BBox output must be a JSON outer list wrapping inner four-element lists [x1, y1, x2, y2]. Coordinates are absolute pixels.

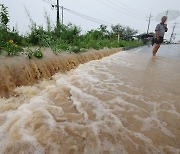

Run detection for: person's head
[[161, 16, 167, 24]]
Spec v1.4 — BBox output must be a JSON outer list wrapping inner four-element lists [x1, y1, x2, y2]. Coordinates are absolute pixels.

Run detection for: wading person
[[152, 16, 168, 56]]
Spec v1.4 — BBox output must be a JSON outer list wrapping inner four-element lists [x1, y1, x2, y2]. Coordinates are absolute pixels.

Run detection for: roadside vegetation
[[0, 4, 143, 58]]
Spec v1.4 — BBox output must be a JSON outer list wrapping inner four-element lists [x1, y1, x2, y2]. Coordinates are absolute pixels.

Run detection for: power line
[[42, 0, 146, 24], [112, 0, 147, 16], [41, 0, 112, 26], [41, 0, 55, 5], [42, 0, 57, 5], [98, 0, 145, 21], [63, 7, 112, 26], [105, 0, 146, 19], [41, 0, 146, 33], [71, 0, 118, 21], [41, 0, 60, 27]]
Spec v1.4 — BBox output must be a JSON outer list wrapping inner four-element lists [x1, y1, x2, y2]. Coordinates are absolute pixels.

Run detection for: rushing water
[[0, 45, 180, 154]]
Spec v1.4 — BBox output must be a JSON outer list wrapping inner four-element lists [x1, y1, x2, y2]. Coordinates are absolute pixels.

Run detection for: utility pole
[[170, 23, 178, 43], [147, 13, 153, 34], [61, 6, 64, 25], [56, 0, 60, 28], [118, 32, 120, 43]]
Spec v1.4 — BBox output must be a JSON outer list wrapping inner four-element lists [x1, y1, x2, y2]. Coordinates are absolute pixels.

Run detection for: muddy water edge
[[0, 48, 122, 98]]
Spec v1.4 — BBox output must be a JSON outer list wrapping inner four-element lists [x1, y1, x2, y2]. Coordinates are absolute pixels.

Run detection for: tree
[[0, 4, 9, 29], [60, 23, 82, 43], [124, 26, 138, 40], [98, 24, 109, 38], [111, 24, 138, 40], [111, 24, 125, 39]]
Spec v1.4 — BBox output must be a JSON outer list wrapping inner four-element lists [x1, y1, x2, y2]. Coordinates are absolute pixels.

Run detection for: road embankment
[[0, 48, 123, 98]]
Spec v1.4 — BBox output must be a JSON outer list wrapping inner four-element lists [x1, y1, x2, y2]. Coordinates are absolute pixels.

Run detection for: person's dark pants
[[152, 38, 154, 46], [154, 37, 163, 44]]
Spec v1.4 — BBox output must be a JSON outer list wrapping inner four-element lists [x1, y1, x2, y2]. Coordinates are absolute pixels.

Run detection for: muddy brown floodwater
[[0, 45, 180, 154]]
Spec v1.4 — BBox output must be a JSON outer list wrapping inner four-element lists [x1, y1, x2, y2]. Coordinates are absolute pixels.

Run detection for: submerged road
[[0, 44, 179, 154]]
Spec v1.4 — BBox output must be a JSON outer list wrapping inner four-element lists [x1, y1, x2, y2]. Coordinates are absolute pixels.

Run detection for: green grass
[[0, 4, 143, 58]]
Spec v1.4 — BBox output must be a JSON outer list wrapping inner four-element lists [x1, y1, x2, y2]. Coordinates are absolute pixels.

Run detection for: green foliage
[[0, 27, 23, 56], [0, 4, 25, 55], [68, 46, 80, 53], [4, 39, 23, 55], [44, 11, 51, 32], [111, 24, 138, 40], [0, 4, 9, 29], [23, 47, 43, 59], [24, 47, 34, 59], [59, 23, 81, 43], [0, 5, 142, 57], [23, 9, 142, 54], [28, 25, 52, 46], [0, 27, 7, 49], [33, 48, 43, 58]]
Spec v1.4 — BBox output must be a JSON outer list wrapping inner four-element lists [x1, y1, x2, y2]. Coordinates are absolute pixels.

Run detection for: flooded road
[[0, 45, 180, 154]]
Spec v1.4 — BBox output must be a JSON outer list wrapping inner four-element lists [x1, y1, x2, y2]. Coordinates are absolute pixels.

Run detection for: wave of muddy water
[[0, 46, 180, 154], [0, 48, 121, 98]]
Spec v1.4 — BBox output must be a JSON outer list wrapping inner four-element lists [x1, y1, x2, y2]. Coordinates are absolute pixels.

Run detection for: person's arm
[[155, 31, 160, 40]]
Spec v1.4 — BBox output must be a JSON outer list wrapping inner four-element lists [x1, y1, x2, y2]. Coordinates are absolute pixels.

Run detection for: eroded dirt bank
[[0, 48, 122, 98]]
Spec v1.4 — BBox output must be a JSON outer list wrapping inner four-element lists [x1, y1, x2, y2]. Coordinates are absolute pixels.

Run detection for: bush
[[33, 48, 43, 58], [23, 47, 43, 59], [28, 25, 48, 46], [4, 39, 22, 55], [0, 5, 24, 55], [68, 46, 80, 53], [0, 4, 9, 29]]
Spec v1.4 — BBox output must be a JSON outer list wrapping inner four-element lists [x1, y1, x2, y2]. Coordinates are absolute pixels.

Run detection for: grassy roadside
[[0, 4, 143, 59]]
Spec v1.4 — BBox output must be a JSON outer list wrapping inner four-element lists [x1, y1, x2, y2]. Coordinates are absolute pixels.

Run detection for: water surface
[[0, 45, 179, 154]]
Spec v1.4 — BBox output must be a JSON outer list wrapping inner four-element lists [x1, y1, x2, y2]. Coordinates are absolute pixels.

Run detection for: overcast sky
[[1, 0, 180, 41]]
